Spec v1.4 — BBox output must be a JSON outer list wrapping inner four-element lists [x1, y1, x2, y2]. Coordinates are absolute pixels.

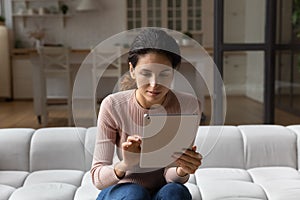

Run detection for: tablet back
[[140, 114, 200, 168]]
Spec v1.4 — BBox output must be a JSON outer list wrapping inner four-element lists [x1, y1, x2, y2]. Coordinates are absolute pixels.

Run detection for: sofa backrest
[[85, 125, 299, 170], [85, 127, 120, 171], [85, 127, 97, 171], [238, 125, 297, 169], [2, 125, 295, 173], [0, 128, 34, 171], [196, 126, 245, 169], [287, 125, 300, 169], [30, 127, 86, 172]]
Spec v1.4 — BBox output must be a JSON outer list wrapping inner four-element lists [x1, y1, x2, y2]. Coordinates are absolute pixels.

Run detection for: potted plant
[[183, 31, 193, 39], [0, 16, 5, 26], [60, 4, 69, 15], [181, 31, 193, 46], [292, 0, 300, 72], [28, 26, 46, 50], [292, 0, 300, 38]]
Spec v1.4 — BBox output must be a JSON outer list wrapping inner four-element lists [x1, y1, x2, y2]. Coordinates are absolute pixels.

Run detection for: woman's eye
[[140, 72, 152, 77], [159, 72, 172, 77]]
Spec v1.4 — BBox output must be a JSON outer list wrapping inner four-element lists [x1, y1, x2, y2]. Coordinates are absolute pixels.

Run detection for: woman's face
[[130, 52, 174, 109]]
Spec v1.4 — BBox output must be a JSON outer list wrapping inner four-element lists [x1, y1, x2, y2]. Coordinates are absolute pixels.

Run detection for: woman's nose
[[149, 76, 157, 87]]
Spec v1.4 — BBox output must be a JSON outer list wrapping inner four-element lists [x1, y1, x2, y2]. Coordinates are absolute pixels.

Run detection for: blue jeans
[[96, 182, 192, 200]]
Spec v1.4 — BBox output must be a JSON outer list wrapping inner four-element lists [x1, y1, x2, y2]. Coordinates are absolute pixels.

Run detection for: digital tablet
[[140, 113, 200, 168]]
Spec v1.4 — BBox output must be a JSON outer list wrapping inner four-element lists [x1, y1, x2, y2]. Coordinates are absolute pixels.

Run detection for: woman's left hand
[[173, 146, 202, 176]]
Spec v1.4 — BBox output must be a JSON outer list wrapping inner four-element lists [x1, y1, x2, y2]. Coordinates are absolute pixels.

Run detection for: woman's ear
[[129, 62, 136, 79]]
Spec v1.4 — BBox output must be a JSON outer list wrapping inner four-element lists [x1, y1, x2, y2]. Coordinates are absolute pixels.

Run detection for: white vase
[[182, 38, 191, 46], [35, 40, 42, 53]]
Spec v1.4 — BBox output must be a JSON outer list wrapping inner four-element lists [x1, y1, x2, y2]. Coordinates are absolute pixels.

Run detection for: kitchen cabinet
[[12, 54, 33, 99], [10, 48, 248, 99], [223, 52, 247, 95], [0, 25, 11, 99], [126, 0, 203, 44], [11, 49, 88, 99]]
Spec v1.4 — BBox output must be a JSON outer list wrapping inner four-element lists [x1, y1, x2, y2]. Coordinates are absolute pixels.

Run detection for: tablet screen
[[140, 114, 200, 168]]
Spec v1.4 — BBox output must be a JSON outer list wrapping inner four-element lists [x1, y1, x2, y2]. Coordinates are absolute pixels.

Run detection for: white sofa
[[1, 125, 300, 200]]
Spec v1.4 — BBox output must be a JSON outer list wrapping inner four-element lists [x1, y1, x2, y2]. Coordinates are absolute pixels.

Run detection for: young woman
[[91, 28, 202, 200]]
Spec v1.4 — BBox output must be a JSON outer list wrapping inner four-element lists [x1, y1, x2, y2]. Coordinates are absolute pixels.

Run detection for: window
[[126, 0, 202, 33], [187, 0, 202, 31], [147, 0, 162, 27], [127, 0, 143, 30], [166, 0, 182, 31]]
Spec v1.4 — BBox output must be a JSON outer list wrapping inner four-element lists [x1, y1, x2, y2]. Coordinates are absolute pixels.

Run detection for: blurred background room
[[0, 0, 299, 128]]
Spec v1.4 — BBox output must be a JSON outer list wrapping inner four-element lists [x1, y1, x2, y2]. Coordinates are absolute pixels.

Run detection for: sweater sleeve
[[90, 97, 121, 190], [164, 167, 190, 184]]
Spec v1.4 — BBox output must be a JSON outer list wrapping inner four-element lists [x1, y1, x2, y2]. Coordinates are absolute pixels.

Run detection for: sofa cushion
[[184, 182, 201, 200], [287, 125, 300, 168], [0, 184, 15, 200], [85, 127, 120, 171], [24, 170, 84, 187], [0, 128, 34, 171], [259, 180, 300, 200], [238, 125, 297, 169], [0, 171, 29, 188], [248, 167, 300, 185], [74, 171, 100, 200], [8, 183, 77, 200], [288, 125, 300, 135], [197, 180, 267, 200], [85, 127, 97, 171], [248, 167, 300, 199], [81, 171, 93, 186], [30, 127, 86, 171], [187, 174, 196, 184], [195, 168, 252, 183], [194, 168, 256, 200], [74, 185, 99, 200], [196, 126, 245, 168]]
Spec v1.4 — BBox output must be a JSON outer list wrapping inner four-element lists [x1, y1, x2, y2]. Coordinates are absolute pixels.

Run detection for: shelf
[[12, 0, 68, 2], [13, 14, 71, 18], [12, 48, 91, 56], [11, 0, 71, 28], [12, 14, 71, 28]]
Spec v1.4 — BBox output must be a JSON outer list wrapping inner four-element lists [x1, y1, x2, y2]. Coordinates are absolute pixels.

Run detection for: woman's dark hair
[[121, 28, 181, 91], [128, 28, 181, 69]]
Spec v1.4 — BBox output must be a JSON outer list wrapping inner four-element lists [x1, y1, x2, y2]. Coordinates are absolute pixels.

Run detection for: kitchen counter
[[11, 46, 214, 56]]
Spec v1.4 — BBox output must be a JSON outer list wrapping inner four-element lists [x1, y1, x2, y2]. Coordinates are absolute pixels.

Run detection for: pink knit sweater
[[91, 89, 201, 193]]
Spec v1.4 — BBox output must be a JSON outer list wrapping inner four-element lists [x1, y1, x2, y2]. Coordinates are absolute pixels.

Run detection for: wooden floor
[[0, 100, 68, 128], [202, 96, 300, 126], [0, 96, 299, 129]]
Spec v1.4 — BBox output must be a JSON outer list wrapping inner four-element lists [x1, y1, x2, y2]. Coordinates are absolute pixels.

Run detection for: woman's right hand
[[122, 135, 142, 168], [114, 135, 141, 178]]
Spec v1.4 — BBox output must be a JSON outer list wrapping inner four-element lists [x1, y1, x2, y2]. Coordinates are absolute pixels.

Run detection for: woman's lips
[[147, 90, 161, 96]]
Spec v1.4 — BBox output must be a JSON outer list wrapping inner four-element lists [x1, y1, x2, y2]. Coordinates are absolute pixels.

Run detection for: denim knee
[[153, 182, 192, 200], [120, 183, 151, 200], [97, 183, 151, 200]]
